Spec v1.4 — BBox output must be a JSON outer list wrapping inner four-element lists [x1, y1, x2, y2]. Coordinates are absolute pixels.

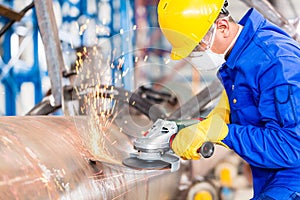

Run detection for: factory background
[[0, 0, 299, 116], [0, 0, 299, 200]]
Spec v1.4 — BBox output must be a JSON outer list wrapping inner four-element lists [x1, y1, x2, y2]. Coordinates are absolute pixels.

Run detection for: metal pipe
[[0, 2, 34, 37], [0, 116, 182, 199], [269, 0, 298, 20], [168, 79, 223, 120], [34, 0, 64, 106], [240, 0, 300, 42]]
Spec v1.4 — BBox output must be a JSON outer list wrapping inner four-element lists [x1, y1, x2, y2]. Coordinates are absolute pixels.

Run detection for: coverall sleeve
[[223, 57, 300, 169]]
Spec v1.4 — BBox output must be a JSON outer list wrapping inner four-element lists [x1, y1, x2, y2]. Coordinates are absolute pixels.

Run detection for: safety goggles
[[191, 23, 216, 53], [190, 15, 231, 55]]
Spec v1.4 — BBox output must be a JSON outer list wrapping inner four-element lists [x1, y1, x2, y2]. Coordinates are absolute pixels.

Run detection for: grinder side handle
[[169, 134, 214, 158], [173, 118, 214, 158]]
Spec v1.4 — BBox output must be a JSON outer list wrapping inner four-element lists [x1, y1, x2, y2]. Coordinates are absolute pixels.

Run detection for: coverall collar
[[225, 8, 266, 69]]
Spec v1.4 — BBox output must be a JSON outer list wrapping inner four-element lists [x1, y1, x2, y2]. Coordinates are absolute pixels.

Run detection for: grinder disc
[[122, 157, 170, 170]]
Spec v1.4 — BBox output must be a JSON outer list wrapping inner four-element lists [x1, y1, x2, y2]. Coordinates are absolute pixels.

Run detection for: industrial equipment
[[123, 118, 214, 172], [0, 116, 183, 199]]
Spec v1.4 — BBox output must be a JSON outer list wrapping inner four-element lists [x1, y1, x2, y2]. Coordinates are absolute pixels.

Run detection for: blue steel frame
[[0, 0, 136, 115], [119, 0, 135, 91], [0, 1, 43, 115]]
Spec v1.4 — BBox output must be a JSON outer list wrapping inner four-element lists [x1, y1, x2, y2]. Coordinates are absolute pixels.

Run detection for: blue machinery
[[0, 0, 137, 116]]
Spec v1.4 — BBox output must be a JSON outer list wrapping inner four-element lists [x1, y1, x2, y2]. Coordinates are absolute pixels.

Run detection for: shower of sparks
[[122, 67, 129, 77], [79, 19, 90, 36], [0, 5, 192, 197], [164, 58, 170, 64], [64, 24, 175, 199], [143, 55, 148, 62], [73, 44, 129, 165]]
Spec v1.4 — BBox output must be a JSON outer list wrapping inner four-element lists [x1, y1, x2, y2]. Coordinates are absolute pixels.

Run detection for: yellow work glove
[[206, 90, 230, 124], [172, 115, 229, 160]]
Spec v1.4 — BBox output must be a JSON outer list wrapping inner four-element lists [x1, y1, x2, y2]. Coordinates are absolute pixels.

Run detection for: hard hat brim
[[171, 44, 197, 60], [170, 35, 199, 60]]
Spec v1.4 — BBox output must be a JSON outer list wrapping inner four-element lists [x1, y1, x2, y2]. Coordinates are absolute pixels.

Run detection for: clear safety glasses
[[190, 15, 231, 55], [191, 23, 216, 53]]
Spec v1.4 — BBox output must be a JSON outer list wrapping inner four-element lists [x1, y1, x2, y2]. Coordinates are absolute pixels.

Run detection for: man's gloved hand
[[172, 114, 229, 160], [206, 90, 230, 124]]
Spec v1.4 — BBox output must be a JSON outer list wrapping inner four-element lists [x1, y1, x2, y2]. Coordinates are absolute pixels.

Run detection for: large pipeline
[[0, 116, 183, 200]]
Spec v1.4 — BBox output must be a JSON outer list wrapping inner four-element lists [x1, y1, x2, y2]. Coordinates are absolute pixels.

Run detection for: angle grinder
[[122, 119, 214, 172]]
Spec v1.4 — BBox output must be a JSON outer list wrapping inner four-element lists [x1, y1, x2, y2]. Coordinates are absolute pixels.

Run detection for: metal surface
[[168, 79, 223, 120], [0, 4, 23, 21], [133, 119, 178, 151], [0, 116, 182, 200], [123, 156, 173, 171], [34, 0, 64, 106], [0, 2, 34, 37], [240, 0, 300, 42]]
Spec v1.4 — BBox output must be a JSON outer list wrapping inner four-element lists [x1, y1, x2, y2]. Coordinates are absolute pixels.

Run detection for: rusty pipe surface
[[0, 116, 182, 200], [34, 0, 64, 106]]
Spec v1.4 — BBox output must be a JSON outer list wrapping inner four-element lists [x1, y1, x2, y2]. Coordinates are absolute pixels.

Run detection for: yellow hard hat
[[194, 191, 213, 200], [158, 0, 225, 60]]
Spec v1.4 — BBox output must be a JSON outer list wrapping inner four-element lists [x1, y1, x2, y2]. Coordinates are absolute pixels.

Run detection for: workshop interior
[[0, 0, 299, 199]]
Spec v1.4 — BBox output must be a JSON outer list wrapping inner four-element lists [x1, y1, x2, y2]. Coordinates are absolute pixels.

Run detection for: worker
[[157, 0, 300, 199]]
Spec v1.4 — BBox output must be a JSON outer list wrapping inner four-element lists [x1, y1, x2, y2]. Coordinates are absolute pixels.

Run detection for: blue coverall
[[219, 8, 300, 200]]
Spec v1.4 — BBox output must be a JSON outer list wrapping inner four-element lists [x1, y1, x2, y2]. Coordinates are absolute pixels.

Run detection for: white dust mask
[[188, 50, 225, 71]]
